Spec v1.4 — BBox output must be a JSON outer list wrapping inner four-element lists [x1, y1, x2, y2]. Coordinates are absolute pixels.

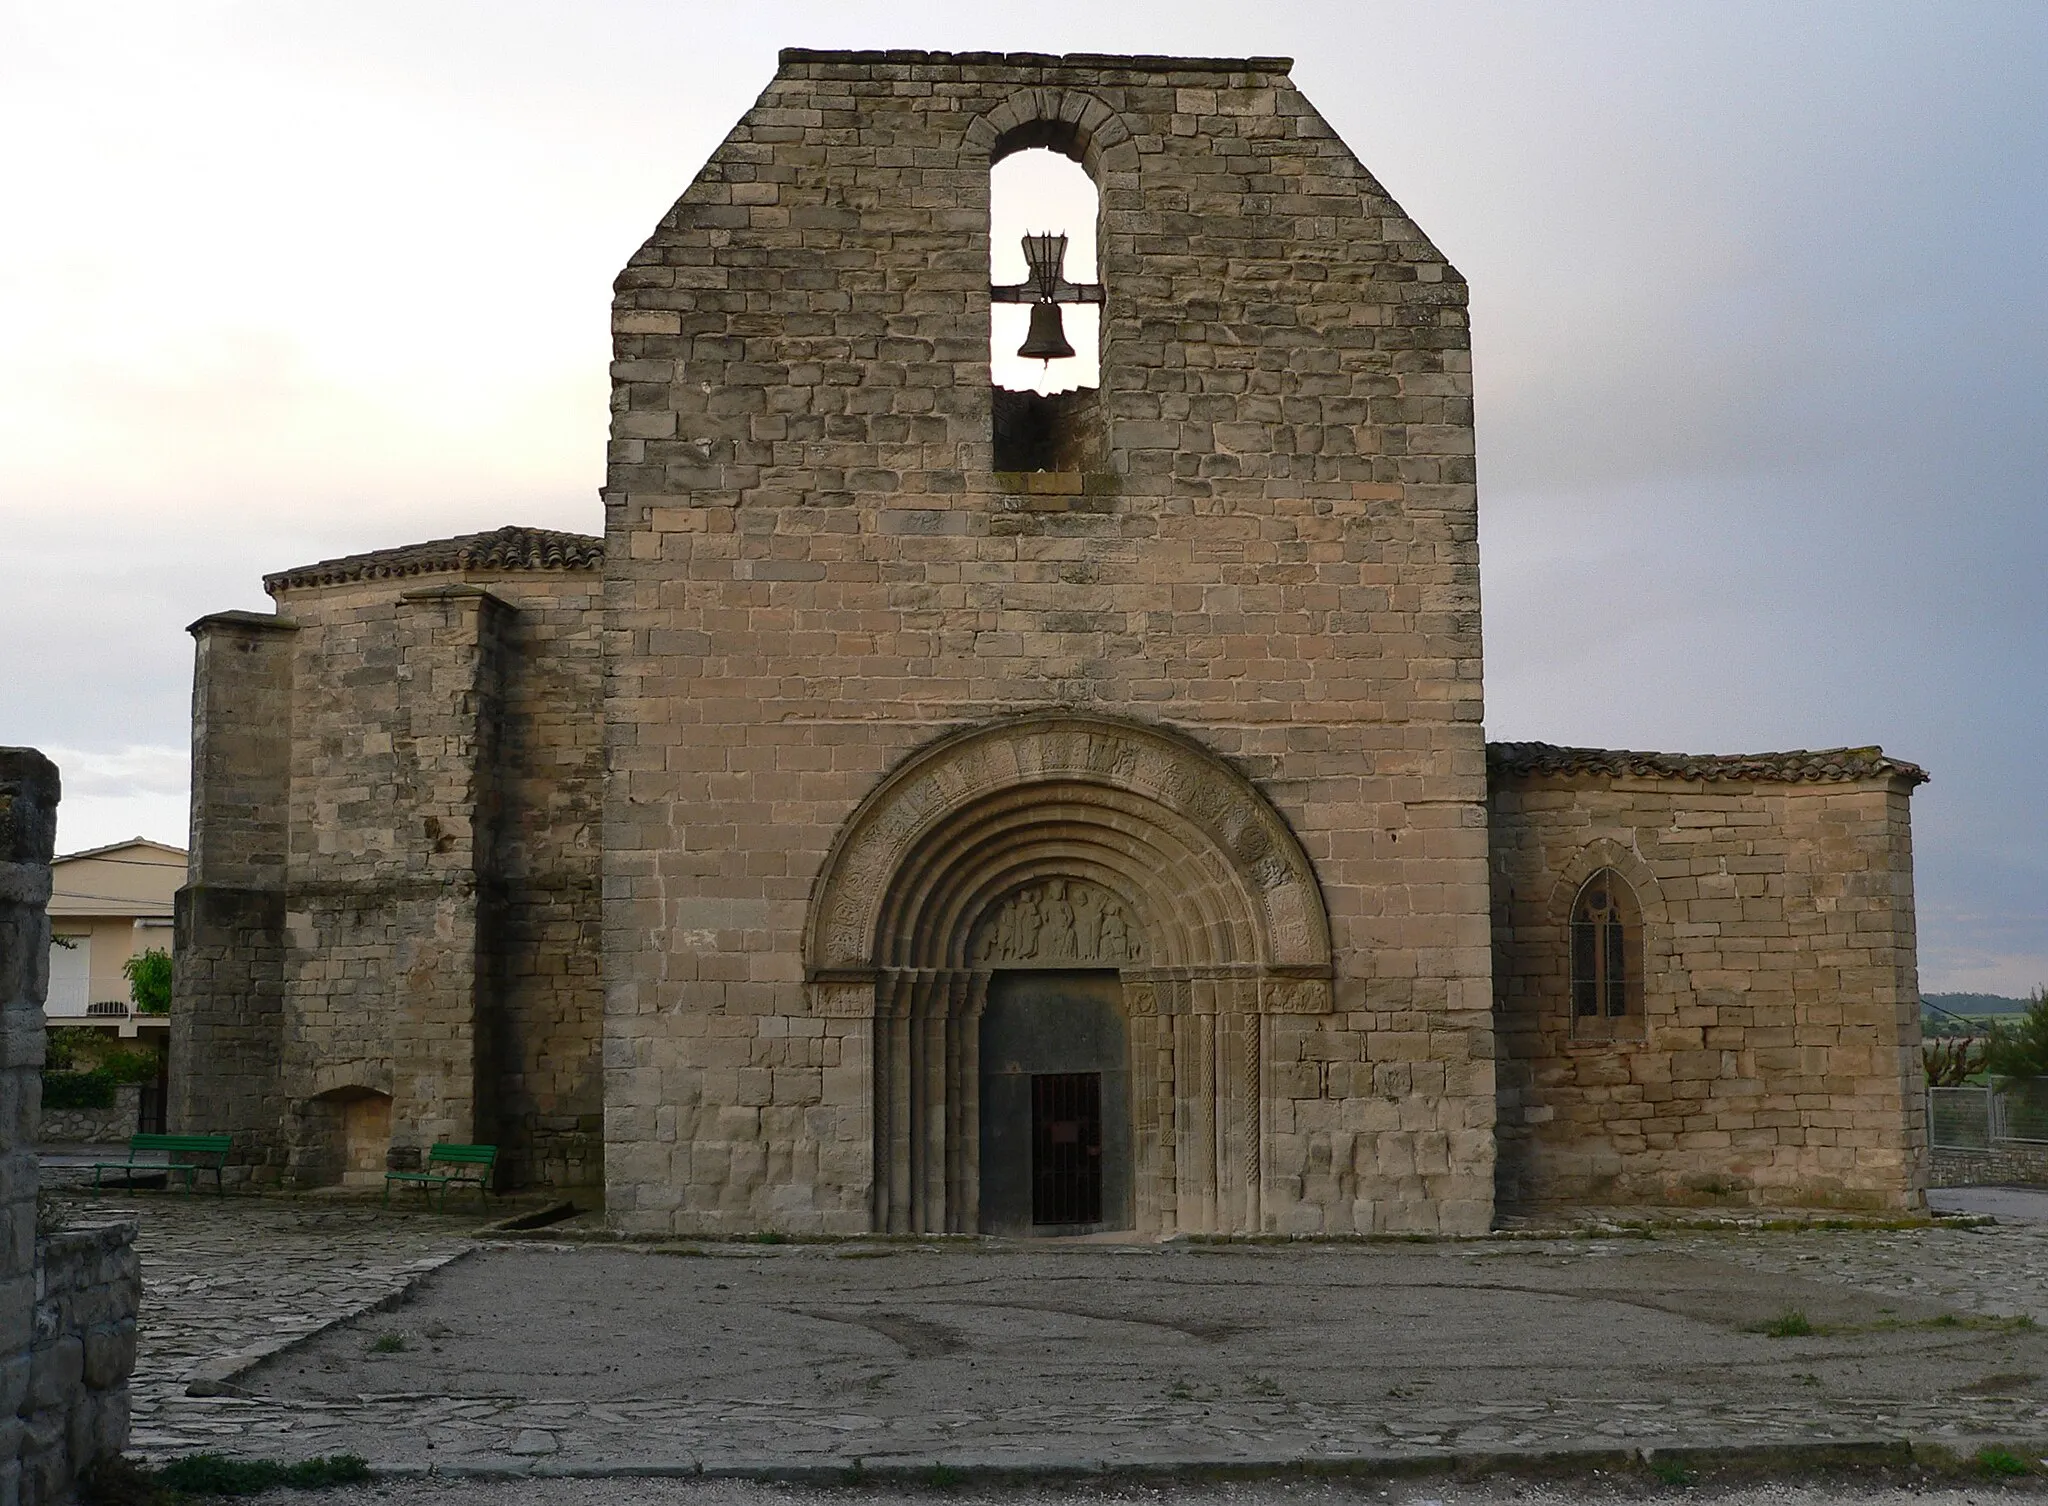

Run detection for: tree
[[1981, 986, 2048, 1083], [122, 948, 171, 1016], [1925, 1035, 1986, 1086]]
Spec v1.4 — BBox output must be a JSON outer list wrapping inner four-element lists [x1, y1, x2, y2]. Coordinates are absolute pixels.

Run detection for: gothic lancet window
[[1570, 870, 1642, 1029]]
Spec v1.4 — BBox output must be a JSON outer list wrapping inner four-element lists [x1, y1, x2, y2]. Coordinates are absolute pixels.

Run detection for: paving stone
[[73, 1193, 2048, 1474]]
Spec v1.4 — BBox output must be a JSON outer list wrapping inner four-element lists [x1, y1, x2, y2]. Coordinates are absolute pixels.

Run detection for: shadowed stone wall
[[175, 535, 606, 1192], [1489, 745, 1928, 1211], [3, 749, 138, 1503], [601, 49, 1493, 1237]]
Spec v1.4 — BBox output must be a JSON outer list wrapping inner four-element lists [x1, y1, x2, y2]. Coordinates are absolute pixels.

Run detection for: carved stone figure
[[1012, 889, 1042, 955], [1099, 904, 1133, 961], [1073, 884, 1104, 955], [972, 879, 1141, 964], [1040, 880, 1076, 956]]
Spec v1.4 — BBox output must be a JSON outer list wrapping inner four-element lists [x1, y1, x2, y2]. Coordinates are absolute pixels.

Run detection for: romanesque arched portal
[[805, 714, 1333, 1236]]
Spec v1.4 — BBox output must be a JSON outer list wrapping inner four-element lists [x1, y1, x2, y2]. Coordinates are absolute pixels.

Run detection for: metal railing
[[1929, 1080, 2048, 1151]]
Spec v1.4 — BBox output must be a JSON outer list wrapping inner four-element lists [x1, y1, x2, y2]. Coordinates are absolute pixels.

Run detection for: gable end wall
[[601, 52, 1493, 1236]]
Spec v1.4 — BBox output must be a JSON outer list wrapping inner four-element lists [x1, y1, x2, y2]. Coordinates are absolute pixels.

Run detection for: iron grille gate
[[1031, 1072, 1103, 1226]]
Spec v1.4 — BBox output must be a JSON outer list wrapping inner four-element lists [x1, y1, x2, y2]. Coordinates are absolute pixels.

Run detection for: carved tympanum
[[971, 879, 1143, 965]]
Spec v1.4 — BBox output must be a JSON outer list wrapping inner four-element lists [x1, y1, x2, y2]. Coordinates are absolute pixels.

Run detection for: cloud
[[35, 746, 189, 857]]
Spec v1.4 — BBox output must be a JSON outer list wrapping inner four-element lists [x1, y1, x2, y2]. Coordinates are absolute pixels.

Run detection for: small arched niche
[[989, 146, 1102, 471], [303, 1086, 394, 1188]]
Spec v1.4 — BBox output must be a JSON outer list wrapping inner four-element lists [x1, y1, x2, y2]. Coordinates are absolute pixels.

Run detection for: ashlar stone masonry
[[174, 49, 1929, 1232]]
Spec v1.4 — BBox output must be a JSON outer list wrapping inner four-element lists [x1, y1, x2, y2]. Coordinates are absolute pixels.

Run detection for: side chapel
[[173, 50, 1930, 1233]]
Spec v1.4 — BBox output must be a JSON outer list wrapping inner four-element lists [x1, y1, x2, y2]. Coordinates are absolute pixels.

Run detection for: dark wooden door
[[1031, 1072, 1103, 1225], [979, 970, 1130, 1234]]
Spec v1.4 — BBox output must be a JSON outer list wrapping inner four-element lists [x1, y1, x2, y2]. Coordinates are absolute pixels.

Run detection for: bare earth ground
[[47, 1182, 2048, 1481]]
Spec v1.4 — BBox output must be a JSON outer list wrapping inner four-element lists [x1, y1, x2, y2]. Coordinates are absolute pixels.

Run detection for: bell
[[1018, 300, 1075, 362]]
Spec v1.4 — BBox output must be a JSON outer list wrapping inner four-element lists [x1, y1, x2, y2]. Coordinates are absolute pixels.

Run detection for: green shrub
[[42, 1071, 116, 1111], [100, 1050, 160, 1085], [45, 1027, 94, 1073], [45, 1029, 161, 1083], [123, 948, 172, 1016], [1984, 987, 2048, 1081]]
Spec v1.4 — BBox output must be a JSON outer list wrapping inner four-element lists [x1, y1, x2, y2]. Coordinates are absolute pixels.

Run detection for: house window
[[1571, 870, 1642, 1028], [46, 935, 90, 1017]]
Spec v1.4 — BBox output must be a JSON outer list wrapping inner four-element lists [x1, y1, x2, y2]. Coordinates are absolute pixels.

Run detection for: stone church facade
[[173, 49, 1930, 1233]]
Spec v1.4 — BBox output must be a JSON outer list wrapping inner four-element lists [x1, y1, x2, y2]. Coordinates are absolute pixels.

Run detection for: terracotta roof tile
[[1487, 741, 1928, 787], [265, 526, 603, 592]]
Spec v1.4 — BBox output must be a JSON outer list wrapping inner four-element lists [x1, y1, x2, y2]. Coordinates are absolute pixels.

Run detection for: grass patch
[[366, 1332, 406, 1354], [1647, 1457, 1697, 1487], [83, 1453, 374, 1501], [1843, 1312, 2036, 1337], [1758, 1310, 1818, 1338], [1977, 1447, 2031, 1477], [926, 1462, 963, 1488]]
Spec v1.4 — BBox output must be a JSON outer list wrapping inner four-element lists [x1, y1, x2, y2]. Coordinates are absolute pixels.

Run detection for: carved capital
[[1258, 974, 1334, 1014], [809, 980, 875, 1018]]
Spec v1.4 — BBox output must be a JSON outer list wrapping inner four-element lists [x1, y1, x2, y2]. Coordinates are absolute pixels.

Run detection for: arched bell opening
[[983, 95, 1114, 471], [990, 148, 1100, 402], [805, 713, 1336, 1239]]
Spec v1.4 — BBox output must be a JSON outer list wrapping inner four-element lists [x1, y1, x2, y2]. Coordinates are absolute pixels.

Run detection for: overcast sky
[[3, 1, 2042, 994]]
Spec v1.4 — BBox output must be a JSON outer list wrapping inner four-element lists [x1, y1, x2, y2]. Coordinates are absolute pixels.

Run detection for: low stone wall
[[21, 1216, 139, 1503], [39, 1085, 139, 1146], [1933, 1144, 2048, 1188], [5, 749, 138, 1503]]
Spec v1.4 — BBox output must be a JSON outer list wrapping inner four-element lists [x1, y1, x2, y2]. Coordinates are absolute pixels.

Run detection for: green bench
[[384, 1143, 497, 1210], [90, 1133, 233, 1195]]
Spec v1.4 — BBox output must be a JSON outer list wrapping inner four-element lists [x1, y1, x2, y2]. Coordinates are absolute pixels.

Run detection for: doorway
[[1032, 1071, 1103, 1224], [979, 970, 1130, 1235]]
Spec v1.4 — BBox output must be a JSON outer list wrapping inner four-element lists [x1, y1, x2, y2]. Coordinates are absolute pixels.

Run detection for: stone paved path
[[59, 1190, 2048, 1477], [56, 1194, 479, 1452]]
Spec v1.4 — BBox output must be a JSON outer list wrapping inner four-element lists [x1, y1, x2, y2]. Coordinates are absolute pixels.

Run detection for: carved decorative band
[[806, 968, 1329, 1017]]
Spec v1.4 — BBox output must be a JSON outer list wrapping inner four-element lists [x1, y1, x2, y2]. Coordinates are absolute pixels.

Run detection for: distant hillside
[[1925, 991, 2035, 1016]]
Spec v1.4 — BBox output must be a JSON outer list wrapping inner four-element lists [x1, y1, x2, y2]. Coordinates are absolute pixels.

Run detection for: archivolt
[[805, 712, 1331, 991], [807, 713, 1333, 1235], [964, 87, 1136, 176]]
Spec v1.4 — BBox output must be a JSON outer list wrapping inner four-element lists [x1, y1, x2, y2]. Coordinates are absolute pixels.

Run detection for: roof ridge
[[265, 524, 604, 593], [776, 48, 1293, 73], [1487, 741, 1928, 787], [53, 836, 189, 864]]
